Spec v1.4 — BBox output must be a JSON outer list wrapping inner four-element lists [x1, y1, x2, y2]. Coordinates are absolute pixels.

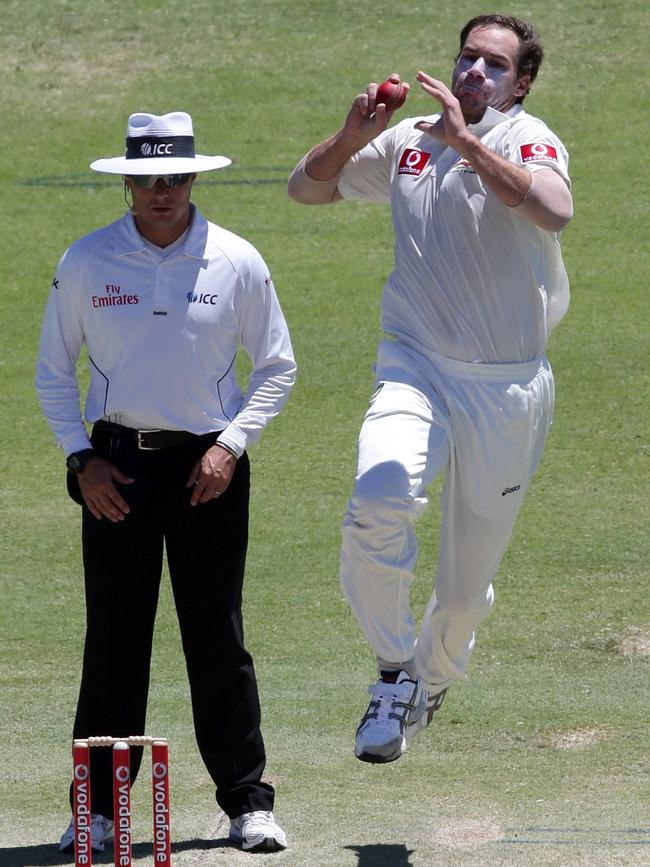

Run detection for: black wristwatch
[[66, 449, 96, 474]]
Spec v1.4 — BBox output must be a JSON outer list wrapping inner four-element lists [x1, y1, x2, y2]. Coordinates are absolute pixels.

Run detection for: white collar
[[467, 103, 523, 136], [115, 205, 208, 260]]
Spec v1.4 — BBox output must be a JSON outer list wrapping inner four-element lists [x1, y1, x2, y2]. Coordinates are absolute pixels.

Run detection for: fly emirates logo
[[92, 283, 139, 308]]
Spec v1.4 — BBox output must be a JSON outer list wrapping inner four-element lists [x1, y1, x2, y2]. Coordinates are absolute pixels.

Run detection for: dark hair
[[457, 14, 544, 102]]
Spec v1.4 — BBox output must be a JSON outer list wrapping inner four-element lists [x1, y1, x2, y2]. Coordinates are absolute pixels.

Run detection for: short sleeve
[[502, 118, 570, 185], [338, 125, 399, 204]]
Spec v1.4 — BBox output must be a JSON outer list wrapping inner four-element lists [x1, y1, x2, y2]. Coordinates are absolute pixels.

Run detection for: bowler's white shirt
[[36, 208, 296, 457], [338, 105, 571, 363]]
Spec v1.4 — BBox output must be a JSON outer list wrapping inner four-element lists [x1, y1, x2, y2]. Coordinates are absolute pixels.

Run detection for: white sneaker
[[406, 687, 448, 742], [229, 810, 287, 852], [59, 813, 114, 852], [354, 671, 425, 763]]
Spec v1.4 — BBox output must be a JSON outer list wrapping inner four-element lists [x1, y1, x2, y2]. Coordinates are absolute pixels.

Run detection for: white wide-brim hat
[[90, 111, 231, 175]]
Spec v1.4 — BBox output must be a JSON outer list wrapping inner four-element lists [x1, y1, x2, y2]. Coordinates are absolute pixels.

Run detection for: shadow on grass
[[0, 837, 232, 866], [19, 171, 289, 188], [346, 843, 415, 866]]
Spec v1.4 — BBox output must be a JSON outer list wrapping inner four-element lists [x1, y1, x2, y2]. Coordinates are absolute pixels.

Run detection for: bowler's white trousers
[[341, 338, 554, 693]]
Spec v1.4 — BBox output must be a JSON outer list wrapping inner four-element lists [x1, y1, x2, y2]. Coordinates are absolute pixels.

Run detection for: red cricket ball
[[375, 78, 408, 111]]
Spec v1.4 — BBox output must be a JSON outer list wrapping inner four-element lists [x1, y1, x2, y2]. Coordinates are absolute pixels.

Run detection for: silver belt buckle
[[137, 429, 162, 450]]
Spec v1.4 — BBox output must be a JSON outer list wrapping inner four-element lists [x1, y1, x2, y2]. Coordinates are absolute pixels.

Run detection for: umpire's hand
[[78, 458, 133, 522], [187, 445, 236, 506]]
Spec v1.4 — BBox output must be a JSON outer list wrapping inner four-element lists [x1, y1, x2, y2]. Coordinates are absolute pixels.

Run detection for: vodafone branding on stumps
[[71, 737, 172, 867]]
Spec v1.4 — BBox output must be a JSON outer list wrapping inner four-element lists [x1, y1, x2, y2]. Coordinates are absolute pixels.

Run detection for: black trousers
[[68, 424, 274, 819]]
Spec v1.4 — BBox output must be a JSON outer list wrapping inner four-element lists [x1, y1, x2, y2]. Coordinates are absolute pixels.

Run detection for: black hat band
[[125, 135, 195, 159]]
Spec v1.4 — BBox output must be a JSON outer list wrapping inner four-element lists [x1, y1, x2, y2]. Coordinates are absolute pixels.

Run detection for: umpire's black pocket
[[66, 471, 85, 506]]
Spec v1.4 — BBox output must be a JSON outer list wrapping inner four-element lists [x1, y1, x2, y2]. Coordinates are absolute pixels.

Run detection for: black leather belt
[[94, 420, 216, 451]]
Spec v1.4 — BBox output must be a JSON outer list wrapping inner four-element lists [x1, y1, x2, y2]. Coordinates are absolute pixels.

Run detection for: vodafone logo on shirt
[[520, 142, 558, 163], [398, 148, 430, 176]]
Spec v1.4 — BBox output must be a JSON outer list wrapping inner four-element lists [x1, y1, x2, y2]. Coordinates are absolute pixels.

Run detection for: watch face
[[67, 451, 93, 473]]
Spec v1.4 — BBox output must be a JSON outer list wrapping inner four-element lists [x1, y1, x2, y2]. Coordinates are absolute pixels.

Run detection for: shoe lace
[[91, 814, 112, 833], [243, 810, 276, 829], [363, 680, 419, 728]]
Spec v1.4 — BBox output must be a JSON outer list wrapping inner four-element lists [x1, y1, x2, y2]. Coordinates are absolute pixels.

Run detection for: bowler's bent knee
[[345, 460, 415, 526]]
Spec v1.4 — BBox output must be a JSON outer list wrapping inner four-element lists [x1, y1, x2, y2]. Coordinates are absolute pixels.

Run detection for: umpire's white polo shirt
[[36, 208, 296, 457], [338, 105, 571, 364]]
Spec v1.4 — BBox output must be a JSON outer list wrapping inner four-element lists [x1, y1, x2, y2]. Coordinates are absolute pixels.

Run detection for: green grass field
[[1, 1, 649, 865]]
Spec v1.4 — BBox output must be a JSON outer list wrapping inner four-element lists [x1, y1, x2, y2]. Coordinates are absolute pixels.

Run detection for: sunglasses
[[128, 174, 193, 189]]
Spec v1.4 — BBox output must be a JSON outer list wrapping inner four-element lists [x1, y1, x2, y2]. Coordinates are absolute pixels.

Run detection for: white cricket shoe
[[59, 813, 114, 852], [354, 671, 425, 763], [406, 687, 448, 742], [229, 810, 287, 852]]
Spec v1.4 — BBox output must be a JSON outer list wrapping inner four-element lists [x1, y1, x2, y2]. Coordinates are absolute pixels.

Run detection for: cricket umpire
[[36, 110, 295, 852], [289, 15, 573, 763]]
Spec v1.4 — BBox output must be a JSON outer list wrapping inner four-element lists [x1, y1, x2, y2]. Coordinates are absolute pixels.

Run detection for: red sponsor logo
[[520, 142, 558, 163], [92, 282, 139, 308], [92, 295, 139, 307], [398, 148, 430, 176]]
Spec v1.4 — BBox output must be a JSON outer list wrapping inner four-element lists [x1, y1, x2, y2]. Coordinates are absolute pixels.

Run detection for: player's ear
[[123, 177, 135, 211], [514, 74, 530, 99]]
